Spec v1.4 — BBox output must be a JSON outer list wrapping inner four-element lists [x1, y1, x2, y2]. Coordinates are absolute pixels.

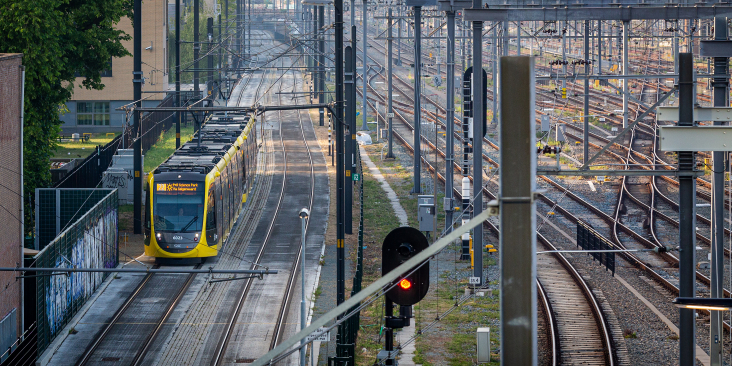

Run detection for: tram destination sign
[[156, 182, 200, 194]]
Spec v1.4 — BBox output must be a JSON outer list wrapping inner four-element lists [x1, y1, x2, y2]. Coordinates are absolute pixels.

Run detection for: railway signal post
[[380, 227, 430, 365]]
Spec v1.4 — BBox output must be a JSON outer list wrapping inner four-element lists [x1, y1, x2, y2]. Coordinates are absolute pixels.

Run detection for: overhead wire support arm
[[579, 87, 676, 170]]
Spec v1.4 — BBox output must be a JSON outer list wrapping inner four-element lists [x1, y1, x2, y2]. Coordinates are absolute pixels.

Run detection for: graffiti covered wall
[[36, 190, 118, 355]]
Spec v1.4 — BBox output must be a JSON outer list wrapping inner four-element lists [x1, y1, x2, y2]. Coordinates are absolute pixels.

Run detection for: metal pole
[[236, 0, 242, 78], [598, 20, 602, 76], [319, 5, 325, 126], [218, 14, 222, 97], [384, 297, 394, 366], [678, 52, 697, 366], [176, 0, 181, 148], [361, 0, 369, 131], [345, 20, 356, 236], [583, 20, 589, 163], [299, 209, 308, 366], [335, 0, 345, 311], [491, 24, 496, 124], [444, 9, 455, 232], [412, 6, 422, 194], [133, 0, 142, 235], [386, 7, 395, 159], [710, 15, 728, 366], [516, 21, 521, 56], [622, 20, 629, 128], [499, 56, 537, 366], [561, 21, 566, 91], [194, 0, 200, 99], [397, 5, 401, 66], [208, 17, 214, 100], [471, 3, 482, 285], [313, 6, 318, 103]]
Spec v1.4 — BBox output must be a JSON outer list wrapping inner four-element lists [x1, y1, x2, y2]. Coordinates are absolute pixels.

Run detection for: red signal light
[[399, 279, 412, 290]]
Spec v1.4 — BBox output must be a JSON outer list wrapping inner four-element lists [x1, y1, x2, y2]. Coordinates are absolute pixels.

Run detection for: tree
[[0, 0, 133, 231]]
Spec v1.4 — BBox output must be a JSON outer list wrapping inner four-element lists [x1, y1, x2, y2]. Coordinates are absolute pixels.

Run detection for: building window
[[77, 102, 110, 126]]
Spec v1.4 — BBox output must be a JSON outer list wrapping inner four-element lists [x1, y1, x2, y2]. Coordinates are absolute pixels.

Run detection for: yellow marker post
[[470, 237, 474, 269]]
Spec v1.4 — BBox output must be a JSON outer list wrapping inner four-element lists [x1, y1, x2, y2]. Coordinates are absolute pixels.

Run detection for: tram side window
[[206, 187, 216, 230]]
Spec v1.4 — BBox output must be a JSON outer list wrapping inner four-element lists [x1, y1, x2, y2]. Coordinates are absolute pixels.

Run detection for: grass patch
[[54, 133, 119, 159], [354, 142, 500, 365], [143, 124, 195, 173]]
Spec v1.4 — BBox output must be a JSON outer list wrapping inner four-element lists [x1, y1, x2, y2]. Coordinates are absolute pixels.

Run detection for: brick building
[[0, 53, 25, 351], [59, 0, 169, 133]]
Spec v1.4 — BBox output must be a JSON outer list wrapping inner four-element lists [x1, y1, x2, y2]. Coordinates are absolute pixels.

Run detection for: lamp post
[[299, 207, 310, 366]]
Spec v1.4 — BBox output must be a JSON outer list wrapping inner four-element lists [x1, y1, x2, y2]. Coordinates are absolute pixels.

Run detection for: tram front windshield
[[153, 181, 205, 232]]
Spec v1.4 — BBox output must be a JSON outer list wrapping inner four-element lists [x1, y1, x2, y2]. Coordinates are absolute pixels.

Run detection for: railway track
[[75, 264, 200, 366], [363, 21, 732, 349], [356, 55, 621, 363], [211, 42, 316, 365]]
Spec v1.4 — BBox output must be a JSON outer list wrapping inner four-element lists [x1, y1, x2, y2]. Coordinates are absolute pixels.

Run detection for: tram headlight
[[194, 233, 199, 242], [156, 233, 161, 241]]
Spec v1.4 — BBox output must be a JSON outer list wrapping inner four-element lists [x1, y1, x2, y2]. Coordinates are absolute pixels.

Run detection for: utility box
[[540, 115, 550, 132], [418, 195, 435, 232], [477, 327, 491, 363]]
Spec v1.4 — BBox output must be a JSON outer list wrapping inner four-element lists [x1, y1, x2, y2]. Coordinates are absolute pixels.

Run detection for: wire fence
[[34, 189, 118, 357]]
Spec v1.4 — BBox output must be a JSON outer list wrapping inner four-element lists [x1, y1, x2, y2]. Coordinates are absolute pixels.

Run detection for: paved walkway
[[360, 146, 418, 366], [359, 146, 408, 227]]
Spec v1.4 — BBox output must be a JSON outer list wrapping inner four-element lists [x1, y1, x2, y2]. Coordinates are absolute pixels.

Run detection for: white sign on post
[[306, 327, 331, 342], [469, 277, 480, 285]]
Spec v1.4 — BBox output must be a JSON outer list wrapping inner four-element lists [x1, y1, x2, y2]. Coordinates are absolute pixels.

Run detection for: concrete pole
[[412, 6, 423, 194], [583, 20, 589, 164], [471, 4, 482, 285], [386, 7, 395, 159], [622, 21, 629, 128], [444, 9, 455, 233], [361, 0, 369, 131], [710, 15, 728, 366], [499, 56, 537, 366], [678, 52, 697, 366]]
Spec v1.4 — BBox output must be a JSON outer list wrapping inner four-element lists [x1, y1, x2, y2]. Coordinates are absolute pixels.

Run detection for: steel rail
[[74, 265, 159, 366], [130, 264, 202, 366]]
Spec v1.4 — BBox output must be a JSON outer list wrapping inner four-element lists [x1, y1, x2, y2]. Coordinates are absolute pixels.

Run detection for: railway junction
[[4, 0, 732, 365]]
